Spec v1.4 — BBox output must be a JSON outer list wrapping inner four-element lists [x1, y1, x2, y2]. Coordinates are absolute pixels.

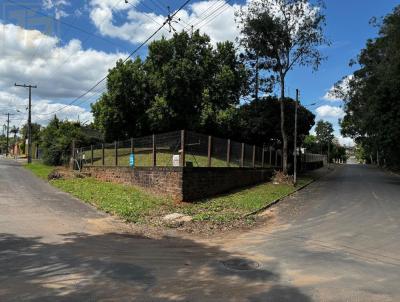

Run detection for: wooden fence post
[[152, 134, 156, 167], [90, 145, 93, 165], [261, 145, 265, 168], [241, 143, 245, 167], [180, 130, 185, 167], [102, 144, 105, 166], [130, 138, 134, 154], [71, 139, 75, 160], [207, 135, 212, 167], [114, 141, 118, 166], [269, 146, 272, 166], [252, 145, 256, 168], [226, 139, 231, 167]]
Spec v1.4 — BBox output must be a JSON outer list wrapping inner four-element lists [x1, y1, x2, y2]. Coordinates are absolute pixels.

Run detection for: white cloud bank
[[42, 0, 71, 19], [0, 22, 125, 99], [315, 105, 345, 119], [88, 0, 241, 44], [0, 91, 93, 128], [0, 22, 128, 126], [322, 89, 342, 102], [88, 0, 318, 45], [337, 135, 355, 147], [322, 74, 353, 102]]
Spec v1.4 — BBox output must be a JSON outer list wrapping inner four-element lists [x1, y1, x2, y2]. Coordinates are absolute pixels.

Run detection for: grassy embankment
[[24, 161, 54, 180], [25, 162, 312, 225]]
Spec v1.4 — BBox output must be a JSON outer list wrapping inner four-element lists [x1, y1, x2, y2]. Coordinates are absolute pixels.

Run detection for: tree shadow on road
[[0, 232, 311, 301], [248, 285, 312, 302]]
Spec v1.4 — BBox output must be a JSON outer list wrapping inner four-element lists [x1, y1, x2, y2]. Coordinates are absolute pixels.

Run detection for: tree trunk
[[254, 55, 259, 101], [280, 77, 288, 174]]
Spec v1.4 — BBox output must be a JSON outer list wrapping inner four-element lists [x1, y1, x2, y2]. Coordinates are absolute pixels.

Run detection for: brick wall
[[83, 166, 183, 200], [181, 168, 274, 201], [83, 166, 274, 202]]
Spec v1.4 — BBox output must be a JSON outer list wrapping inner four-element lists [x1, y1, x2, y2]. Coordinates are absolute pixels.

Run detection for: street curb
[[243, 167, 335, 218]]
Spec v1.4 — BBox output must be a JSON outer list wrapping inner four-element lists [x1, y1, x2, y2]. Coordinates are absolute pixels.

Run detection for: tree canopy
[[92, 31, 247, 141], [89, 28, 319, 164], [236, 0, 328, 173], [336, 5, 400, 168], [40, 116, 101, 165], [236, 97, 315, 147]]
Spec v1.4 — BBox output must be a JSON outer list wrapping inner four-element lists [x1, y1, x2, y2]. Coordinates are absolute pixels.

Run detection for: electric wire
[[35, 0, 193, 120]]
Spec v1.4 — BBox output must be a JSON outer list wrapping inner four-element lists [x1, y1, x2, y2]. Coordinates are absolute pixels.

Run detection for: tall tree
[[315, 120, 334, 160], [145, 31, 246, 134], [237, 96, 315, 146], [40, 116, 100, 165], [335, 5, 400, 168], [237, 0, 328, 173], [92, 31, 246, 140], [91, 58, 151, 141], [21, 123, 41, 143]]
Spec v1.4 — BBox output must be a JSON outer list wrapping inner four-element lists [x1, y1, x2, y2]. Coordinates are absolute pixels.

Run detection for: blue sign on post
[[129, 153, 135, 167]]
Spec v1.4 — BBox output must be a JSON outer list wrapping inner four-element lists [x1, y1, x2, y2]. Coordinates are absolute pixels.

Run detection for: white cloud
[[322, 90, 342, 102], [0, 22, 125, 100], [88, 0, 240, 44], [322, 75, 354, 102], [42, 0, 70, 19], [337, 135, 355, 147], [315, 105, 345, 119], [0, 22, 127, 126], [0, 91, 92, 128], [88, 0, 320, 46]]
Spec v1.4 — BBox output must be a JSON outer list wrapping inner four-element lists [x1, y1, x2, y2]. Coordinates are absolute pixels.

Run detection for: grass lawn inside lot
[[83, 148, 274, 168], [24, 162, 313, 226]]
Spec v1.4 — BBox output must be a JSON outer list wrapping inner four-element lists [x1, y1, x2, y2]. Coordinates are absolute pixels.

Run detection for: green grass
[[24, 161, 54, 180], [84, 148, 246, 168], [174, 177, 313, 223], [24, 162, 169, 223], [24, 161, 313, 227], [51, 178, 168, 223]]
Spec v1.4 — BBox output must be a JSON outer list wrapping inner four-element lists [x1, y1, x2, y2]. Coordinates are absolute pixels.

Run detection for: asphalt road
[[0, 160, 399, 301]]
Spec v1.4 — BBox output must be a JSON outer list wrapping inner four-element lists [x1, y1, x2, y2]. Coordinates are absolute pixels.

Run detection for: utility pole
[[328, 139, 330, 169], [15, 83, 37, 164], [293, 89, 299, 186], [5, 113, 13, 157]]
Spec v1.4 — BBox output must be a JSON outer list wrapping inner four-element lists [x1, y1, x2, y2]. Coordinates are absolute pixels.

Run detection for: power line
[[183, 0, 225, 31], [36, 0, 193, 119], [3, 113, 14, 157], [194, 0, 232, 30], [46, 0, 129, 75], [191, 0, 232, 30], [14, 83, 37, 164], [126, 0, 170, 32], [149, 0, 168, 14]]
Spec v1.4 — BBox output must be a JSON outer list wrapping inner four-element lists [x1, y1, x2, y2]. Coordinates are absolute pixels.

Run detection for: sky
[[0, 0, 398, 146]]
